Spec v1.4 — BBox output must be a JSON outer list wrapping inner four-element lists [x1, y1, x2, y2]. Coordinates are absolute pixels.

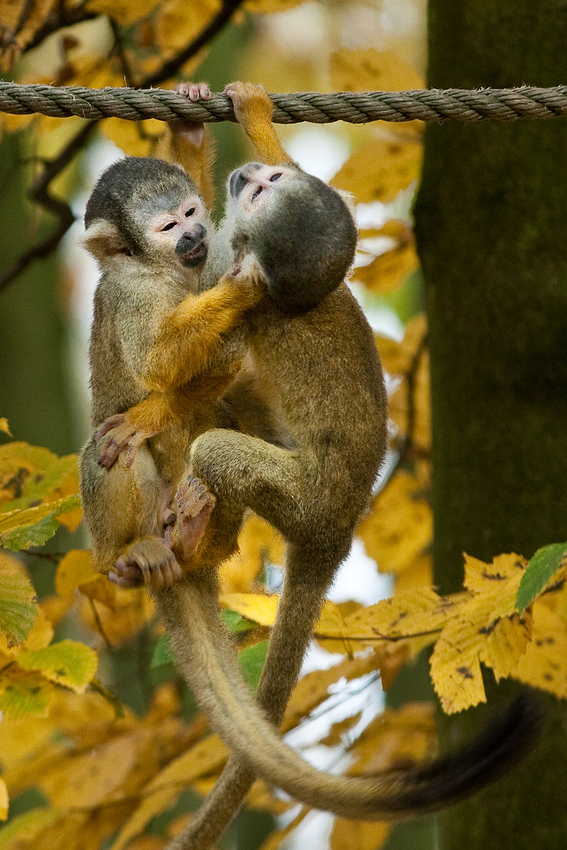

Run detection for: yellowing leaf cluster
[[358, 465, 432, 579]]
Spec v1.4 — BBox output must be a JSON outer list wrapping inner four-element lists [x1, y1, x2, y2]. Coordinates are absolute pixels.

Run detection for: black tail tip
[[403, 691, 546, 813]]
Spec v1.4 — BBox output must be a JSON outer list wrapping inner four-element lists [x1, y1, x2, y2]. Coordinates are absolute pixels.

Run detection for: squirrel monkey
[[93, 83, 541, 849], [80, 83, 271, 588]]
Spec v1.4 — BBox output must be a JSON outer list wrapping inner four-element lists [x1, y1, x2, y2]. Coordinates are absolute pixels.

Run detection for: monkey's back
[[247, 283, 387, 532]]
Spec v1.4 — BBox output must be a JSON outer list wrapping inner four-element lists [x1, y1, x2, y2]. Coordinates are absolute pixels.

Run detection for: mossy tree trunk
[[414, 1, 567, 847]]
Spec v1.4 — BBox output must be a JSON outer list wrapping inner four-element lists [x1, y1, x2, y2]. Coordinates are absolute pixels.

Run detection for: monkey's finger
[[108, 567, 144, 588], [94, 415, 125, 440]]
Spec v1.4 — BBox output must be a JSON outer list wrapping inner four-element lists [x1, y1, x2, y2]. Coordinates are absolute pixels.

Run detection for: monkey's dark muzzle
[[176, 224, 208, 267]]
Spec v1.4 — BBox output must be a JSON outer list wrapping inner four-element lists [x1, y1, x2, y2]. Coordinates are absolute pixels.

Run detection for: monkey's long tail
[[164, 551, 331, 850], [154, 574, 544, 830]]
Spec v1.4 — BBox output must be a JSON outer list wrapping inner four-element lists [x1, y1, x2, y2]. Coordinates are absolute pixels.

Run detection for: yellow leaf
[[320, 711, 363, 747], [156, 0, 220, 51], [353, 222, 419, 294], [357, 469, 432, 574], [333, 136, 422, 204], [348, 588, 461, 659], [463, 551, 528, 593], [351, 702, 436, 774], [56, 550, 97, 597], [283, 653, 380, 733], [330, 48, 425, 94], [38, 735, 137, 808], [244, 0, 305, 12], [514, 601, 567, 697], [380, 314, 431, 454], [110, 787, 178, 850], [0, 419, 11, 436], [0, 0, 56, 70], [430, 639, 485, 714], [102, 117, 163, 158], [19, 608, 54, 651], [479, 613, 531, 681], [219, 592, 279, 626], [331, 819, 391, 850], [220, 513, 284, 594], [394, 553, 433, 591], [17, 640, 98, 693], [314, 599, 355, 653], [0, 777, 8, 821], [85, 0, 162, 25], [429, 564, 525, 713]]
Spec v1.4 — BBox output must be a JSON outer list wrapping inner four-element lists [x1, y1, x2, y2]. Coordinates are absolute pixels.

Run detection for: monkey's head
[[225, 162, 357, 312], [83, 157, 210, 276]]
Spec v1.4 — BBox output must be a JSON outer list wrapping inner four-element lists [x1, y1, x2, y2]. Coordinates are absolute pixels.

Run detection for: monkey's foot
[[95, 415, 153, 469], [109, 538, 182, 589], [174, 475, 216, 562], [224, 81, 273, 128], [172, 82, 211, 145]]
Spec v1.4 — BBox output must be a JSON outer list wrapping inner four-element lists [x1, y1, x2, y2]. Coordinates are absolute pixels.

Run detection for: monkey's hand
[[171, 82, 211, 148], [224, 255, 267, 306], [109, 538, 183, 588], [225, 81, 290, 166], [95, 413, 156, 470]]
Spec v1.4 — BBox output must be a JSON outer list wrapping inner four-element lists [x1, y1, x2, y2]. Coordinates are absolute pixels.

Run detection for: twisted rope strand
[[2, 82, 567, 123]]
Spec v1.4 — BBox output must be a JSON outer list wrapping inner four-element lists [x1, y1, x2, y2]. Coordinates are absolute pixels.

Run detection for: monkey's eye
[[161, 221, 176, 232], [269, 172, 283, 182], [185, 207, 196, 217], [251, 186, 263, 201]]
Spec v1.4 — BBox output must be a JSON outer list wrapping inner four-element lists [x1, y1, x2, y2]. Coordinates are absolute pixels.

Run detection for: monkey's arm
[[141, 259, 264, 392], [225, 82, 294, 166], [96, 375, 238, 470], [155, 82, 216, 209], [95, 261, 263, 469]]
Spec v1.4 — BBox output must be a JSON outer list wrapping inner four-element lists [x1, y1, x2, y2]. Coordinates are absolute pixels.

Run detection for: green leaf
[[152, 633, 268, 692], [221, 608, 257, 634], [151, 633, 176, 669], [0, 553, 37, 644], [17, 640, 98, 692], [0, 808, 62, 847], [0, 670, 52, 718], [0, 494, 81, 551], [516, 542, 567, 613], [238, 641, 269, 692]]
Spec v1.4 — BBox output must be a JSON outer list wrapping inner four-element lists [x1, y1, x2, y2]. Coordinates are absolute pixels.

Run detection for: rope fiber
[[2, 82, 567, 123]]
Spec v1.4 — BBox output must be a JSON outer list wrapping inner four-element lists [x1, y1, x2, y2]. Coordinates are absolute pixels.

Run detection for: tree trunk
[[414, 1, 567, 847]]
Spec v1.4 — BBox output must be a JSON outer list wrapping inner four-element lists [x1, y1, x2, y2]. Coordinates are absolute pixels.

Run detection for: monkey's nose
[[229, 163, 263, 198]]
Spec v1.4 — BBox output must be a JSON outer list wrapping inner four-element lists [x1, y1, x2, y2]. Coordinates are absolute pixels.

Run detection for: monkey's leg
[[224, 82, 293, 167], [164, 431, 350, 849], [80, 437, 181, 588]]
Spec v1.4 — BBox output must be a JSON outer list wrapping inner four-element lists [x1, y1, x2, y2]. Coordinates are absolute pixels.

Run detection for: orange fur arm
[[142, 263, 265, 392]]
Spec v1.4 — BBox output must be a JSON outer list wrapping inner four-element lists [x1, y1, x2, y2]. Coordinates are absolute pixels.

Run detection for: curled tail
[[154, 579, 544, 822]]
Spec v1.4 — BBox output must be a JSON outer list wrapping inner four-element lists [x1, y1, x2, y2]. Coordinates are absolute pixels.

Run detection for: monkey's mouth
[[179, 240, 208, 267]]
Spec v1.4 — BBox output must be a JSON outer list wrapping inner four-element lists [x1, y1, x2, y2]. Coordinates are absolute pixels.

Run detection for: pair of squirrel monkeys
[[79, 82, 540, 849]]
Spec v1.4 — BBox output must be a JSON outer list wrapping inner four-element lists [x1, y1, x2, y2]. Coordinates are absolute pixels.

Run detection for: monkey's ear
[[80, 220, 131, 262]]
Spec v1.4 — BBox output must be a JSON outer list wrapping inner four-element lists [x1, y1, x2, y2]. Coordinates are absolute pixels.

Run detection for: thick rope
[[2, 82, 567, 123]]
